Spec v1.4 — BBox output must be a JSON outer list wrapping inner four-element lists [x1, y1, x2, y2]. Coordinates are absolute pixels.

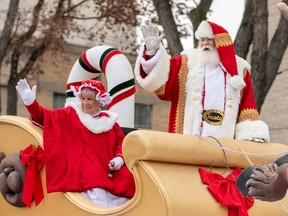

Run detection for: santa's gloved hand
[[141, 24, 164, 55], [15, 79, 36, 106], [109, 156, 124, 171]]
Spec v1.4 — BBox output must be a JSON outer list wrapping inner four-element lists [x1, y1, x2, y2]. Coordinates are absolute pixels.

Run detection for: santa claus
[[134, 20, 270, 142]]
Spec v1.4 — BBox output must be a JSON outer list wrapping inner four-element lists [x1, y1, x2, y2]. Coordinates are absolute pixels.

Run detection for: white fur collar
[[66, 99, 118, 134], [182, 50, 246, 138], [183, 49, 205, 135]]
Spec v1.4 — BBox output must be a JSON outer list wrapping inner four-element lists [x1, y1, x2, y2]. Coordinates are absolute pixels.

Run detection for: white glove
[[15, 79, 36, 106], [109, 156, 124, 171], [141, 24, 164, 55]]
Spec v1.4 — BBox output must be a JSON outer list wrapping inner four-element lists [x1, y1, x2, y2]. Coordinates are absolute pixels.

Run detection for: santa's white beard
[[196, 45, 220, 67]]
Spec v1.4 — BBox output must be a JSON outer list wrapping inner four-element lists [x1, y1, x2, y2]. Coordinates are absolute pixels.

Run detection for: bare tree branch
[[234, 0, 253, 58], [15, 0, 44, 48], [0, 0, 19, 69], [250, 0, 268, 111], [2, 0, 140, 114], [152, 0, 182, 56], [187, 0, 213, 47]]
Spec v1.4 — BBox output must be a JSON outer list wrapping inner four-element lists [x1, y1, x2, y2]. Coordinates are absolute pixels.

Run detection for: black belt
[[202, 109, 224, 126]]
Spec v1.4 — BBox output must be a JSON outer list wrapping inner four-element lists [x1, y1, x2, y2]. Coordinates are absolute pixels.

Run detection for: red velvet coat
[[26, 100, 135, 198], [134, 45, 270, 141]]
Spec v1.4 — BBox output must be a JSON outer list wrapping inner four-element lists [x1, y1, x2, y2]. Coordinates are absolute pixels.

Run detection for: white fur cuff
[[235, 120, 270, 142], [134, 44, 170, 92]]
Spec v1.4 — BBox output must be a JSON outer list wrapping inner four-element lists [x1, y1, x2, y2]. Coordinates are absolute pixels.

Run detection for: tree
[[150, 0, 183, 56], [0, 0, 19, 114], [150, 0, 212, 55], [143, 0, 288, 112], [138, 0, 210, 56], [235, 0, 288, 112], [2, 0, 287, 115], [0, 0, 139, 115]]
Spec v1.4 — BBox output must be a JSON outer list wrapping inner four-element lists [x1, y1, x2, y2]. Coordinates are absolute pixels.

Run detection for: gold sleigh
[[1, 115, 288, 216]]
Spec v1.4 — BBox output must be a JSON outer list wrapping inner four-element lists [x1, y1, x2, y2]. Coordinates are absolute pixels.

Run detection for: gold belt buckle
[[202, 109, 224, 126]]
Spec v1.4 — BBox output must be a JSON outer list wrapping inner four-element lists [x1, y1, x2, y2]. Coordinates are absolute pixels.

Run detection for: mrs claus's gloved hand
[[109, 156, 124, 171], [141, 24, 164, 55], [15, 79, 36, 106]]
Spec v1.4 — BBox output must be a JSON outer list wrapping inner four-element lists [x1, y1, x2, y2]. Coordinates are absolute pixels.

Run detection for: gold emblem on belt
[[202, 109, 224, 126]]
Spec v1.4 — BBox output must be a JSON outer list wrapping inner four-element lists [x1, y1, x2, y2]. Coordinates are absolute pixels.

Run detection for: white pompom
[[229, 75, 246, 90]]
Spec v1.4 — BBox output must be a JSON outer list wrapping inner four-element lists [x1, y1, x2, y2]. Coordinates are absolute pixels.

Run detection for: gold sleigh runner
[[1, 115, 288, 216]]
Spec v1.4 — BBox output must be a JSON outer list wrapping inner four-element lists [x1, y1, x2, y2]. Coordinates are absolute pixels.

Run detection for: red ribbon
[[199, 167, 254, 216], [20, 144, 45, 207]]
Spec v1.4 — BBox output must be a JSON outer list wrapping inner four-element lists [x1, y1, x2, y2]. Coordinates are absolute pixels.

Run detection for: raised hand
[[141, 24, 164, 55], [15, 79, 36, 106]]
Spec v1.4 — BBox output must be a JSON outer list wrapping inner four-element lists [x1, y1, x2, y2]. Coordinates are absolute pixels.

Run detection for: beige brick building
[[1, 0, 288, 144]]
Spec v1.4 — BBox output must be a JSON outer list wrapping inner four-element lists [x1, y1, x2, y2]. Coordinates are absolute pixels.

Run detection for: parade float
[[1, 46, 288, 216]]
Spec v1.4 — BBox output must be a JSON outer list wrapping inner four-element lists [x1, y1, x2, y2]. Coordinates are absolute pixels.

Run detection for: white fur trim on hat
[[235, 120, 270, 142], [195, 21, 213, 40]]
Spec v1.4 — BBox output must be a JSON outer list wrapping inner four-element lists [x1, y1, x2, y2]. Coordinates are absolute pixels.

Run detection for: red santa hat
[[195, 20, 238, 77], [73, 79, 112, 106]]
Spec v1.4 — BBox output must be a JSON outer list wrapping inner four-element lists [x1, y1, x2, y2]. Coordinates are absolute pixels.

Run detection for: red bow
[[199, 167, 254, 216], [20, 144, 45, 207]]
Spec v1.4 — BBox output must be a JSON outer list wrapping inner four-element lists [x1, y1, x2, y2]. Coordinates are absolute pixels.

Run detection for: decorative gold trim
[[243, 68, 248, 78], [155, 85, 165, 96], [214, 33, 233, 48], [238, 108, 260, 122], [174, 55, 189, 133]]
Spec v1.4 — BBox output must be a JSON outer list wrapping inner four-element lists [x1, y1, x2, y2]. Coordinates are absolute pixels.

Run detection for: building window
[[53, 93, 66, 108], [135, 103, 151, 129]]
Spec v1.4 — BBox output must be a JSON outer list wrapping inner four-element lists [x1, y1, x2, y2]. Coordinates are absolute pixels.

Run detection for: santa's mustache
[[201, 45, 213, 51]]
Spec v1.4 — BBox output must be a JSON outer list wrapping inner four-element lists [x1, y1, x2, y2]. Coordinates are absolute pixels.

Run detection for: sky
[[209, 0, 245, 39], [182, 0, 245, 49], [0, 0, 246, 51]]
